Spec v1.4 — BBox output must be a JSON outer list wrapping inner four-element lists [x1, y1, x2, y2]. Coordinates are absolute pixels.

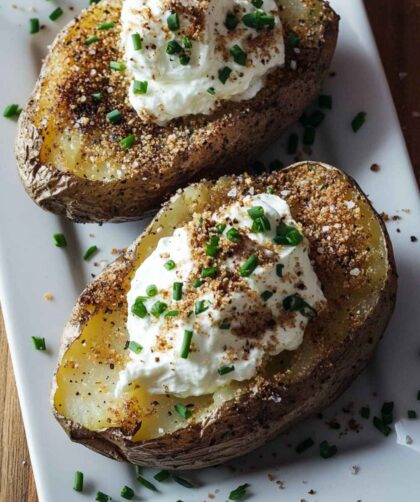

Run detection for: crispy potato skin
[[16, 0, 339, 223], [52, 162, 397, 469]]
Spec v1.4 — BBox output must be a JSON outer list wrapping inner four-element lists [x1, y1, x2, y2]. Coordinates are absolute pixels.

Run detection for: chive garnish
[[3, 104, 21, 118], [267, 187, 274, 194], [150, 301, 168, 317], [243, 10, 274, 29], [98, 21, 115, 30], [29, 18, 40, 34], [137, 476, 158, 492], [49, 7, 63, 21], [73, 471, 84, 492], [287, 32, 300, 47], [180, 330, 193, 358], [218, 66, 232, 84], [252, 0, 263, 7], [283, 294, 316, 318], [273, 223, 303, 246], [408, 410, 417, 419], [154, 470, 170, 482], [225, 12, 238, 30], [295, 437, 314, 454], [219, 322, 231, 330], [240, 255, 258, 277], [207, 87, 216, 95], [173, 476, 194, 488], [109, 61, 126, 71], [247, 206, 264, 219], [92, 92, 102, 102], [229, 483, 250, 500], [133, 80, 148, 94], [216, 223, 226, 234], [352, 112, 367, 132], [417, 390, 420, 401], [303, 126, 316, 145], [287, 133, 299, 154], [319, 440, 337, 459], [174, 403, 192, 419], [381, 401, 394, 425], [85, 35, 99, 46], [226, 227, 241, 242], [106, 109, 122, 124], [128, 341, 142, 354], [230, 44, 247, 66], [120, 485, 135, 500], [179, 54, 191, 65], [309, 110, 325, 127], [164, 310, 179, 317], [146, 284, 158, 297], [318, 94, 332, 109], [131, 32, 142, 50], [166, 40, 183, 55], [373, 416, 392, 436], [218, 365, 234, 376], [360, 406, 370, 419], [182, 36, 192, 48], [276, 263, 284, 277], [261, 290, 273, 301], [53, 233, 67, 248], [173, 282, 183, 301], [120, 134, 136, 150], [164, 259, 176, 270], [32, 336, 46, 351], [252, 216, 271, 233], [201, 266, 217, 278], [195, 299, 209, 315], [206, 235, 220, 257], [167, 12, 180, 31], [192, 279, 204, 288], [95, 492, 111, 502], [131, 297, 147, 318], [83, 245, 98, 261]]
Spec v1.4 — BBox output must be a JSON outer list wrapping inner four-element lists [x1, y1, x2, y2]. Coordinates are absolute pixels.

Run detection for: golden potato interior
[[54, 163, 392, 442]]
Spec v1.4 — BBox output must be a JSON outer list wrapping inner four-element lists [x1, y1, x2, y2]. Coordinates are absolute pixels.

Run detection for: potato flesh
[[54, 173, 389, 441]]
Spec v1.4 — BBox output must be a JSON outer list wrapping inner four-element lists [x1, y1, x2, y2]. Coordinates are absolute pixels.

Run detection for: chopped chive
[[319, 440, 337, 459], [243, 10, 275, 29], [252, 0, 264, 7], [120, 485, 135, 500], [95, 492, 111, 502], [218, 66, 232, 84], [133, 79, 148, 95], [295, 437, 314, 454], [173, 282, 183, 301], [225, 12, 238, 30], [267, 187, 274, 194], [173, 476, 194, 488], [417, 390, 420, 401], [360, 406, 370, 419], [207, 87, 216, 95], [192, 279, 204, 288], [408, 410, 417, 419], [303, 126, 316, 145], [247, 206, 264, 219], [216, 223, 227, 234], [131, 32, 142, 50], [128, 341, 143, 354], [73, 471, 84, 492], [352, 112, 367, 132], [283, 294, 316, 318], [53, 233, 67, 248], [182, 36, 192, 48], [106, 109, 122, 124], [287, 133, 299, 154], [49, 7, 64, 21], [166, 40, 183, 55], [299, 112, 310, 126], [167, 12, 180, 31], [164, 310, 179, 317], [150, 301, 168, 317], [120, 134, 136, 150], [137, 476, 158, 492], [230, 44, 247, 66], [218, 365, 234, 376], [240, 255, 258, 277], [174, 403, 192, 419], [229, 483, 250, 500], [309, 110, 326, 127], [32, 336, 46, 351], [276, 263, 284, 277], [83, 245, 98, 261], [92, 92, 102, 102], [85, 35, 99, 46], [180, 330, 193, 358], [226, 227, 241, 242], [29, 18, 40, 34], [164, 259, 176, 270], [3, 104, 21, 118], [219, 322, 231, 330], [373, 416, 392, 436], [98, 21, 115, 30], [273, 223, 303, 246], [206, 235, 219, 257], [251, 215, 271, 233], [154, 470, 170, 482], [146, 284, 158, 297], [109, 60, 126, 71], [318, 94, 332, 109], [131, 297, 148, 318], [287, 32, 300, 47], [261, 290, 273, 301], [201, 266, 217, 278], [179, 54, 191, 65], [195, 299, 209, 315], [381, 401, 394, 425]]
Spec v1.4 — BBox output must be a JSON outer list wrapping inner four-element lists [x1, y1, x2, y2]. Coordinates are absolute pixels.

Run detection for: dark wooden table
[[0, 2, 419, 500]]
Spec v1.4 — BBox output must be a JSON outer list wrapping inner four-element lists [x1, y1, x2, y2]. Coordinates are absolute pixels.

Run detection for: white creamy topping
[[117, 194, 326, 398], [121, 0, 285, 124]]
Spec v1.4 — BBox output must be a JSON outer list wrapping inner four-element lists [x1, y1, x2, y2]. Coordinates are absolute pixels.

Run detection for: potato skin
[[52, 162, 397, 469], [16, 0, 339, 223]]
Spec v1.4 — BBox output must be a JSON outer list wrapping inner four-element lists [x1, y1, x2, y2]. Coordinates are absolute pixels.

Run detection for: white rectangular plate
[[1, 1, 419, 501]]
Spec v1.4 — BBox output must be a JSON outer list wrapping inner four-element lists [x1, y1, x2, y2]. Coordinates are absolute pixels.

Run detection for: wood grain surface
[[0, 1, 419, 501]]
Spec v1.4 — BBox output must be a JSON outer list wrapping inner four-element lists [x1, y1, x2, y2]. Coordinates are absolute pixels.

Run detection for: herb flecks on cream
[[117, 193, 326, 398], [121, 0, 285, 124]]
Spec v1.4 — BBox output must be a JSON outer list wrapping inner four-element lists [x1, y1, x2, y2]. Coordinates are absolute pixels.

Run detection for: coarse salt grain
[[350, 267, 360, 276], [227, 187, 237, 197], [345, 200, 356, 209], [281, 190, 289, 196]]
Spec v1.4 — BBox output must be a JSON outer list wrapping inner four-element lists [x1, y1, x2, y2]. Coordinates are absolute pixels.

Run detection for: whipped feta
[[120, 0, 285, 124], [117, 193, 326, 398]]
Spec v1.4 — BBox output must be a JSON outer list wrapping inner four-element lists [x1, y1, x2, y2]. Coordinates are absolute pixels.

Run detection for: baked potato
[[16, 0, 339, 223], [51, 161, 397, 469]]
